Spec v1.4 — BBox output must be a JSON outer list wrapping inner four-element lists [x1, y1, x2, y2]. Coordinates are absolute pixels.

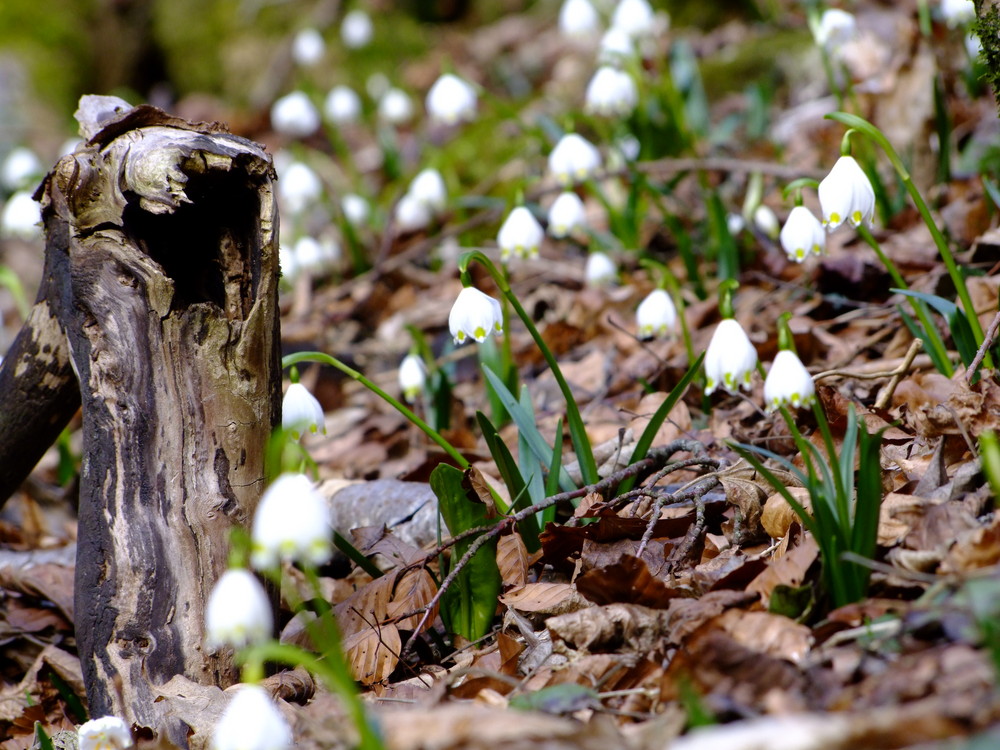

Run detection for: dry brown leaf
[[746, 534, 818, 605], [941, 511, 1000, 573], [761, 487, 813, 539], [0, 645, 82, 723], [496, 533, 529, 589], [500, 582, 589, 616], [546, 603, 670, 653], [575, 555, 685, 608], [712, 608, 814, 664], [342, 622, 401, 686]]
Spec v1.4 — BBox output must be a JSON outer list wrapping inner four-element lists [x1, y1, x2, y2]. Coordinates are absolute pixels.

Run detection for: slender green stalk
[[281, 351, 469, 469], [458, 251, 599, 485]]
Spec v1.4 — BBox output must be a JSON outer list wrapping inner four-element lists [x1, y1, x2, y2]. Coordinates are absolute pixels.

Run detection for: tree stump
[[0, 96, 281, 742]]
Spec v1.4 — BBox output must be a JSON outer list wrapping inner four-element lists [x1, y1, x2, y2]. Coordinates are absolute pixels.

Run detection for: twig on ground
[[966, 307, 1000, 384], [873, 338, 924, 409], [815, 341, 929, 384]]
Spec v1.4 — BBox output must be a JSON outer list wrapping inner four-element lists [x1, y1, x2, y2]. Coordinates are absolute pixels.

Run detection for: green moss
[[973, 5, 1000, 116]]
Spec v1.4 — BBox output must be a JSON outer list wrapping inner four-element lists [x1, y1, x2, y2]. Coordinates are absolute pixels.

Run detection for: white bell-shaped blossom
[[779, 206, 826, 262], [270, 91, 320, 139], [818, 155, 875, 230], [549, 133, 602, 186], [378, 88, 414, 125], [251, 473, 332, 570], [449, 287, 504, 345], [399, 353, 427, 402], [585, 251, 617, 286], [559, 0, 600, 38], [813, 8, 857, 52], [211, 685, 292, 750], [282, 382, 326, 438], [611, 0, 654, 39], [636, 289, 677, 339], [753, 205, 780, 239], [395, 193, 432, 232], [409, 168, 447, 213], [205, 569, 273, 649], [341, 9, 373, 49], [585, 66, 638, 117], [498, 206, 544, 261], [1, 191, 42, 239], [727, 213, 746, 236], [291, 28, 325, 67], [426, 73, 478, 125], [599, 26, 636, 64], [704, 318, 758, 396], [278, 162, 322, 215], [78, 716, 133, 750], [341, 193, 370, 226], [764, 350, 815, 412], [292, 236, 339, 276], [1, 147, 42, 191], [940, 0, 975, 27], [547, 191, 587, 238], [324, 85, 362, 125]]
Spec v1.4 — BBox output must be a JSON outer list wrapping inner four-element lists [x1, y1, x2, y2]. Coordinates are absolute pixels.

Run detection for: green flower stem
[[810, 401, 848, 522], [458, 251, 599, 485], [828, 112, 990, 365], [856, 225, 953, 376], [781, 178, 820, 205], [282, 351, 469, 469]]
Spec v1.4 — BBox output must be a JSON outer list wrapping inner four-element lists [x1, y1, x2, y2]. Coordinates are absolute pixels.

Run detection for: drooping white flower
[[1, 191, 42, 239], [278, 162, 322, 215], [548, 133, 602, 186], [727, 213, 746, 236], [449, 287, 504, 345], [636, 289, 677, 339], [205, 569, 273, 649], [282, 382, 326, 438], [1, 147, 42, 191], [753, 205, 780, 239], [426, 73, 478, 125], [584, 66, 638, 117], [817, 155, 875, 230], [940, 0, 975, 27], [813, 8, 857, 52], [547, 191, 587, 238], [763, 350, 815, 412], [409, 168, 447, 213], [498, 206, 544, 261], [270, 91, 320, 139], [292, 236, 339, 277], [585, 251, 617, 286], [704, 318, 758, 396], [378, 88, 414, 125], [598, 26, 636, 64], [324, 85, 362, 125], [291, 28, 325, 67], [341, 193, 370, 226], [399, 354, 427, 402], [394, 193, 432, 232], [78, 716, 133, 750], [611, 0, 654, 39], [211, 685, 292, 750], [251, 473, 332, 570], [559, 0, 601, 38], [779, 206, 826, 262], [341, 9, 373, 49]]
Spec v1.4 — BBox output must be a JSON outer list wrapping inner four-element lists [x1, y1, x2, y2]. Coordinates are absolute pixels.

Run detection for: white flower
[[636, 289, 677, 339], [585, 66, 638, 117], [409, 168, 447, 213], [278, 162, 322, 215], [498, 206, 544, 261], [813, 9, 857, 52], [611, 0, 654, 39], [1, 147, 42, 191], [547, 191, 587, 238], [270, 91, 320, 139], [395, 193, 432, 232], [764, 350, 815, 412], [585, 251, 617, 286], [548, 133, 602, 186], [341, 193, 370, 226], [449, 287, 503, 345], [559, 0, 601, 37], [341, 9, 373, 49], [292, 236, 339, 276], [779, 206, 826, 262], [818, 155, 875, 230], [940, 0, 975, 27], [704, 318, 758, 396], [426, 73, 478, 125], [378, 88, 414, 125], [78, 716, 133, 750], [282, 382, 326, 438], [753, 205, 780, 239], [727, 213, 746, 236], [399, 354, 427, 402], [599, 26, 636, 64], [292, 28, 325, 67], [1, 191, 42, 239], [212, 685, 292, 750], [205, 569, 272, 649], [324, 85, 362, 124], [251, 473, 332, 569]]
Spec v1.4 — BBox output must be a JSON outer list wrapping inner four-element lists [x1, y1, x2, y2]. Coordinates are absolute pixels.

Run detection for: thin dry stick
[[873, 338, 924, 409], [815, 344, 929, 383], [966, 307, 1000, 384]]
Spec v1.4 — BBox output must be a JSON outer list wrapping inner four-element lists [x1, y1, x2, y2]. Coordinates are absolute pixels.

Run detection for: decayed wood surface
[[2, 96, 281, 743]]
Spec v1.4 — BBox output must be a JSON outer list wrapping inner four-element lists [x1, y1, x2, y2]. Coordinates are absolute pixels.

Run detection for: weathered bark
[[31, 97, 280, 742]]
